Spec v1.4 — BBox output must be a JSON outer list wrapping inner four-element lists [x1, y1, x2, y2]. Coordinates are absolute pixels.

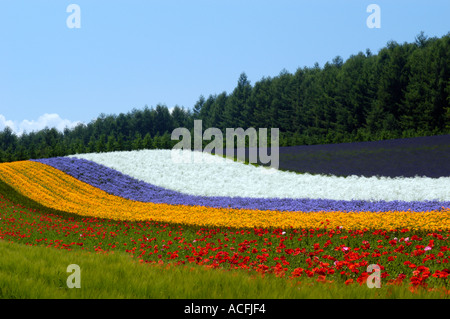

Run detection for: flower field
[[67, 150, 449, 201], [1, 149, 450, 296]]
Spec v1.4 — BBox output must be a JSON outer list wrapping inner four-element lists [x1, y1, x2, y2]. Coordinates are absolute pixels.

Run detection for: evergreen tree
[[106, 134, 117, 152], [210, 92, 227, 131], [132, 132, 143, 150], [223, 73, 252, 128], [193, 95, 205, 120], [143, 132, 154, 149]]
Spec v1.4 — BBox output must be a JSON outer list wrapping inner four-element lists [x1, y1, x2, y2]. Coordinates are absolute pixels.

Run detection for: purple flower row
[[220, 134, 450, 178], [32, 157, 450, 212]]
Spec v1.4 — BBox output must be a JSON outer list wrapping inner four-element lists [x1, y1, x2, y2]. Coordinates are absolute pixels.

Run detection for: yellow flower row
[[0, 160, 449, 230]]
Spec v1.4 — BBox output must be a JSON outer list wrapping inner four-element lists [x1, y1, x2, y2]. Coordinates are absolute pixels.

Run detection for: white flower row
[[69, 149, 450, 202]]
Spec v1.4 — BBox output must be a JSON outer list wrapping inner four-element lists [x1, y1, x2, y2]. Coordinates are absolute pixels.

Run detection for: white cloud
[[0, 113, 83, 136], [0, 114, 17, 132]]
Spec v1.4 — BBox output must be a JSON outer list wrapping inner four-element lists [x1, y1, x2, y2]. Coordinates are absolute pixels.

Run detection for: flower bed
[[34, 157, 450, 212]]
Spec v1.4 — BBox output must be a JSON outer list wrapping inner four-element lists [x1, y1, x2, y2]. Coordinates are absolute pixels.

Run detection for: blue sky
[[0, 0, 449, 134]]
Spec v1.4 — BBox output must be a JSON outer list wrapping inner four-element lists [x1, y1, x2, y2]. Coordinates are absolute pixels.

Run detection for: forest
[[0, 32, 449, 163]]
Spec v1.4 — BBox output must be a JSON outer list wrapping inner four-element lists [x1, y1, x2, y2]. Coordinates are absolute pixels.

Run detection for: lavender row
[[32, 157, 450, 212], [216, 134, 450, 178]]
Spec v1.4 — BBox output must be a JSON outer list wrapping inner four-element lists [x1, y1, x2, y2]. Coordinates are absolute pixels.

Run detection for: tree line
[[1, 32, 449, 163]]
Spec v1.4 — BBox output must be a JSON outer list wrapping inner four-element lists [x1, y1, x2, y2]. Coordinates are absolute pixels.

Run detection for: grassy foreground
[[0, 240, 447, 299]]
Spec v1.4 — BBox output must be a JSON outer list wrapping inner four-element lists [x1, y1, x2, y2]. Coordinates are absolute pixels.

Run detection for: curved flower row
[[34, 157, 450, 212], [1, 160, 449, 230], [69, 150, 450, 201]]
